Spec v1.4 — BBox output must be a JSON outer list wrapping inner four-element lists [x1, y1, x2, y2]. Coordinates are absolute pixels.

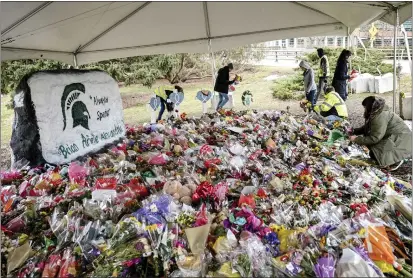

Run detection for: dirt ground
[[121, 92, 151, 109]]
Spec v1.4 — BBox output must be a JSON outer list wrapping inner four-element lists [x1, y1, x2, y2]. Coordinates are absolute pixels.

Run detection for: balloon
[[169, 92, 184, 105], [196, 90, 212, 103], [149, 96, 160, 111]]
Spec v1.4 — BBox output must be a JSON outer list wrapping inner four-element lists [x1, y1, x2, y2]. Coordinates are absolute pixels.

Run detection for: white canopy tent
[[1, 1, 411, 112], [2, 1, 410, 65]]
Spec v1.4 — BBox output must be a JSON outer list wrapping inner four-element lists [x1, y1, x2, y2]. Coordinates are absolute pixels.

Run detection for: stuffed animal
[[242, 90, 253, 106], [163, 180, 197, 205]]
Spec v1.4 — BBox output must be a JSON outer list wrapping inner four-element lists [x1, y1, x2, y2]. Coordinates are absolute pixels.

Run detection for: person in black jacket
[[214, 63, 237, 111], [332, 49, 352, 101]]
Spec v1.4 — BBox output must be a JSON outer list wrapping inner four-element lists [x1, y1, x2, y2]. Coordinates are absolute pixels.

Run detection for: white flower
[[150, 204, 158, 213]]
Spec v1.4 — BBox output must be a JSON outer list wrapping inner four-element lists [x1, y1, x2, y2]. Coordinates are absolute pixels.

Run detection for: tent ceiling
[[1, 1, 411, 65]]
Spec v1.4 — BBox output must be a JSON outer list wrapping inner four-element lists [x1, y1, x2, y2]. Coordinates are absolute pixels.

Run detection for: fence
[[251, 46, 412, 61], [251, 47, 310, 61]]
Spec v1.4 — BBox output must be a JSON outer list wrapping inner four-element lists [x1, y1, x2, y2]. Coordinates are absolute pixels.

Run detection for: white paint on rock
[[28, 71, 125, 164], [14, 92, 24, 107]]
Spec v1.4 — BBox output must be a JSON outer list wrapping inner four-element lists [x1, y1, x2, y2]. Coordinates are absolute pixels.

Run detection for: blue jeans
[[157, 98, 166, 121], [217, 92, 229, 110], [325, 115, 343, 123], [306, 89, 317, 108], [333, 80, 347, 101]]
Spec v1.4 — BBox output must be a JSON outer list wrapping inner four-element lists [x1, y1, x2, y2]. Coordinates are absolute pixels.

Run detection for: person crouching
[[349, 96, 412, 171], [314, 87, 348, 123]]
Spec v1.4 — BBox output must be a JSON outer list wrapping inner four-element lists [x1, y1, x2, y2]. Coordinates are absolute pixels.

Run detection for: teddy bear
[[163, 180, 197, 205]]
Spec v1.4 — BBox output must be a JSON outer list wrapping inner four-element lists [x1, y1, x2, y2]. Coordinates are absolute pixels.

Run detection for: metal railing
[[250, 47, 311, 61], [372, 48, 412, 60], [251, 46, 412, 60]]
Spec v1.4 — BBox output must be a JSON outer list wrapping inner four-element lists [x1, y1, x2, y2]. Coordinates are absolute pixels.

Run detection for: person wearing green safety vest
[[314, 87, 348, 123], [314, 48, 330, 103], [154, 85, 183, 122]]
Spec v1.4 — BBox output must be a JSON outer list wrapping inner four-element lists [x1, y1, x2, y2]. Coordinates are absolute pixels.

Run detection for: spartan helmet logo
[[61, 83, 91, 131]]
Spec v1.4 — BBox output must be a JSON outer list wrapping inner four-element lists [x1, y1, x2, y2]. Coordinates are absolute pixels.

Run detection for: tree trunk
[[170, 54, 186, 84]]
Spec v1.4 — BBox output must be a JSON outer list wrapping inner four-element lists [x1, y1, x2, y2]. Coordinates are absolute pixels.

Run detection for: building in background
[[263, 20, 412, 52]]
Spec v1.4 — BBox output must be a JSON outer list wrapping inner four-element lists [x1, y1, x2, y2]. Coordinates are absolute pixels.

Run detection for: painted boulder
[[11, 69, 126, 166]]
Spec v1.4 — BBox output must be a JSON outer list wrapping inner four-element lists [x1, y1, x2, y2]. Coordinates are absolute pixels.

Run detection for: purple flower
[[133, 195, 172, 224], [319, 224, 337, 237], [128, 140, 136, 147], [223, 219, 231, 229], [295, 163, 306, 171], [313, 256, 335, 278], [264, 232, 280, 246], [135, 242, 145, 251]]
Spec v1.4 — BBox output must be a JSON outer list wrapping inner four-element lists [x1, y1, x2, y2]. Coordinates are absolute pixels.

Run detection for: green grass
[[123, 66, 289, 125], [400, 75, 412, 96], [1, 97, 14, 149]]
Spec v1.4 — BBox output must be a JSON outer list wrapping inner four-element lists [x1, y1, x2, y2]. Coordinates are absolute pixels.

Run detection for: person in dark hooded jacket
[[299, 60, 317, 110], [332, 50, 352, 101], [350, 96, 412, 170], [214, 63, 237, 111]]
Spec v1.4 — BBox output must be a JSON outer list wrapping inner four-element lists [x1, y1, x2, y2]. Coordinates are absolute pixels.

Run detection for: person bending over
[[350, 96, 411, 170], [314, 87, 348, 122], [154, 85, 183, 122]]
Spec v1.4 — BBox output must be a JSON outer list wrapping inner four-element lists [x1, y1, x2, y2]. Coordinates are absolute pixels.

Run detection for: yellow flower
[[357, 228, 366, 237], [146, 224, 158, 232], [270, 224, 284, 232], [18, 234, 29, 245], [374, 261, 398, 275], [320, 236, 326, 248]]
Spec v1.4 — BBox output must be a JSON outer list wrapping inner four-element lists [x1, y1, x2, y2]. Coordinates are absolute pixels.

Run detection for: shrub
[[271, 73, 305, 100]]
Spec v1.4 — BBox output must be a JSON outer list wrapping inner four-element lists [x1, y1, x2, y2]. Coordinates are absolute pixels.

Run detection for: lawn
[[1, 97, 14, 149], [122, 66, 295, 125]]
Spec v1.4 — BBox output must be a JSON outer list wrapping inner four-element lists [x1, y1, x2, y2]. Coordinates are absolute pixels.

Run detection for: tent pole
[[347, 27, 352, 95], [347, 27, 352, 68], [208, 39, 217, 111], [393, 8, 399, 113], [401, 24, 412, 74], [347, 27, 350, 49], [208, 39, 216, 88]]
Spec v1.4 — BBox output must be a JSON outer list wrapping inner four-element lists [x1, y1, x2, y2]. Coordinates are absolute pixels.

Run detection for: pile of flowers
[[1, 110, 411, 277]]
